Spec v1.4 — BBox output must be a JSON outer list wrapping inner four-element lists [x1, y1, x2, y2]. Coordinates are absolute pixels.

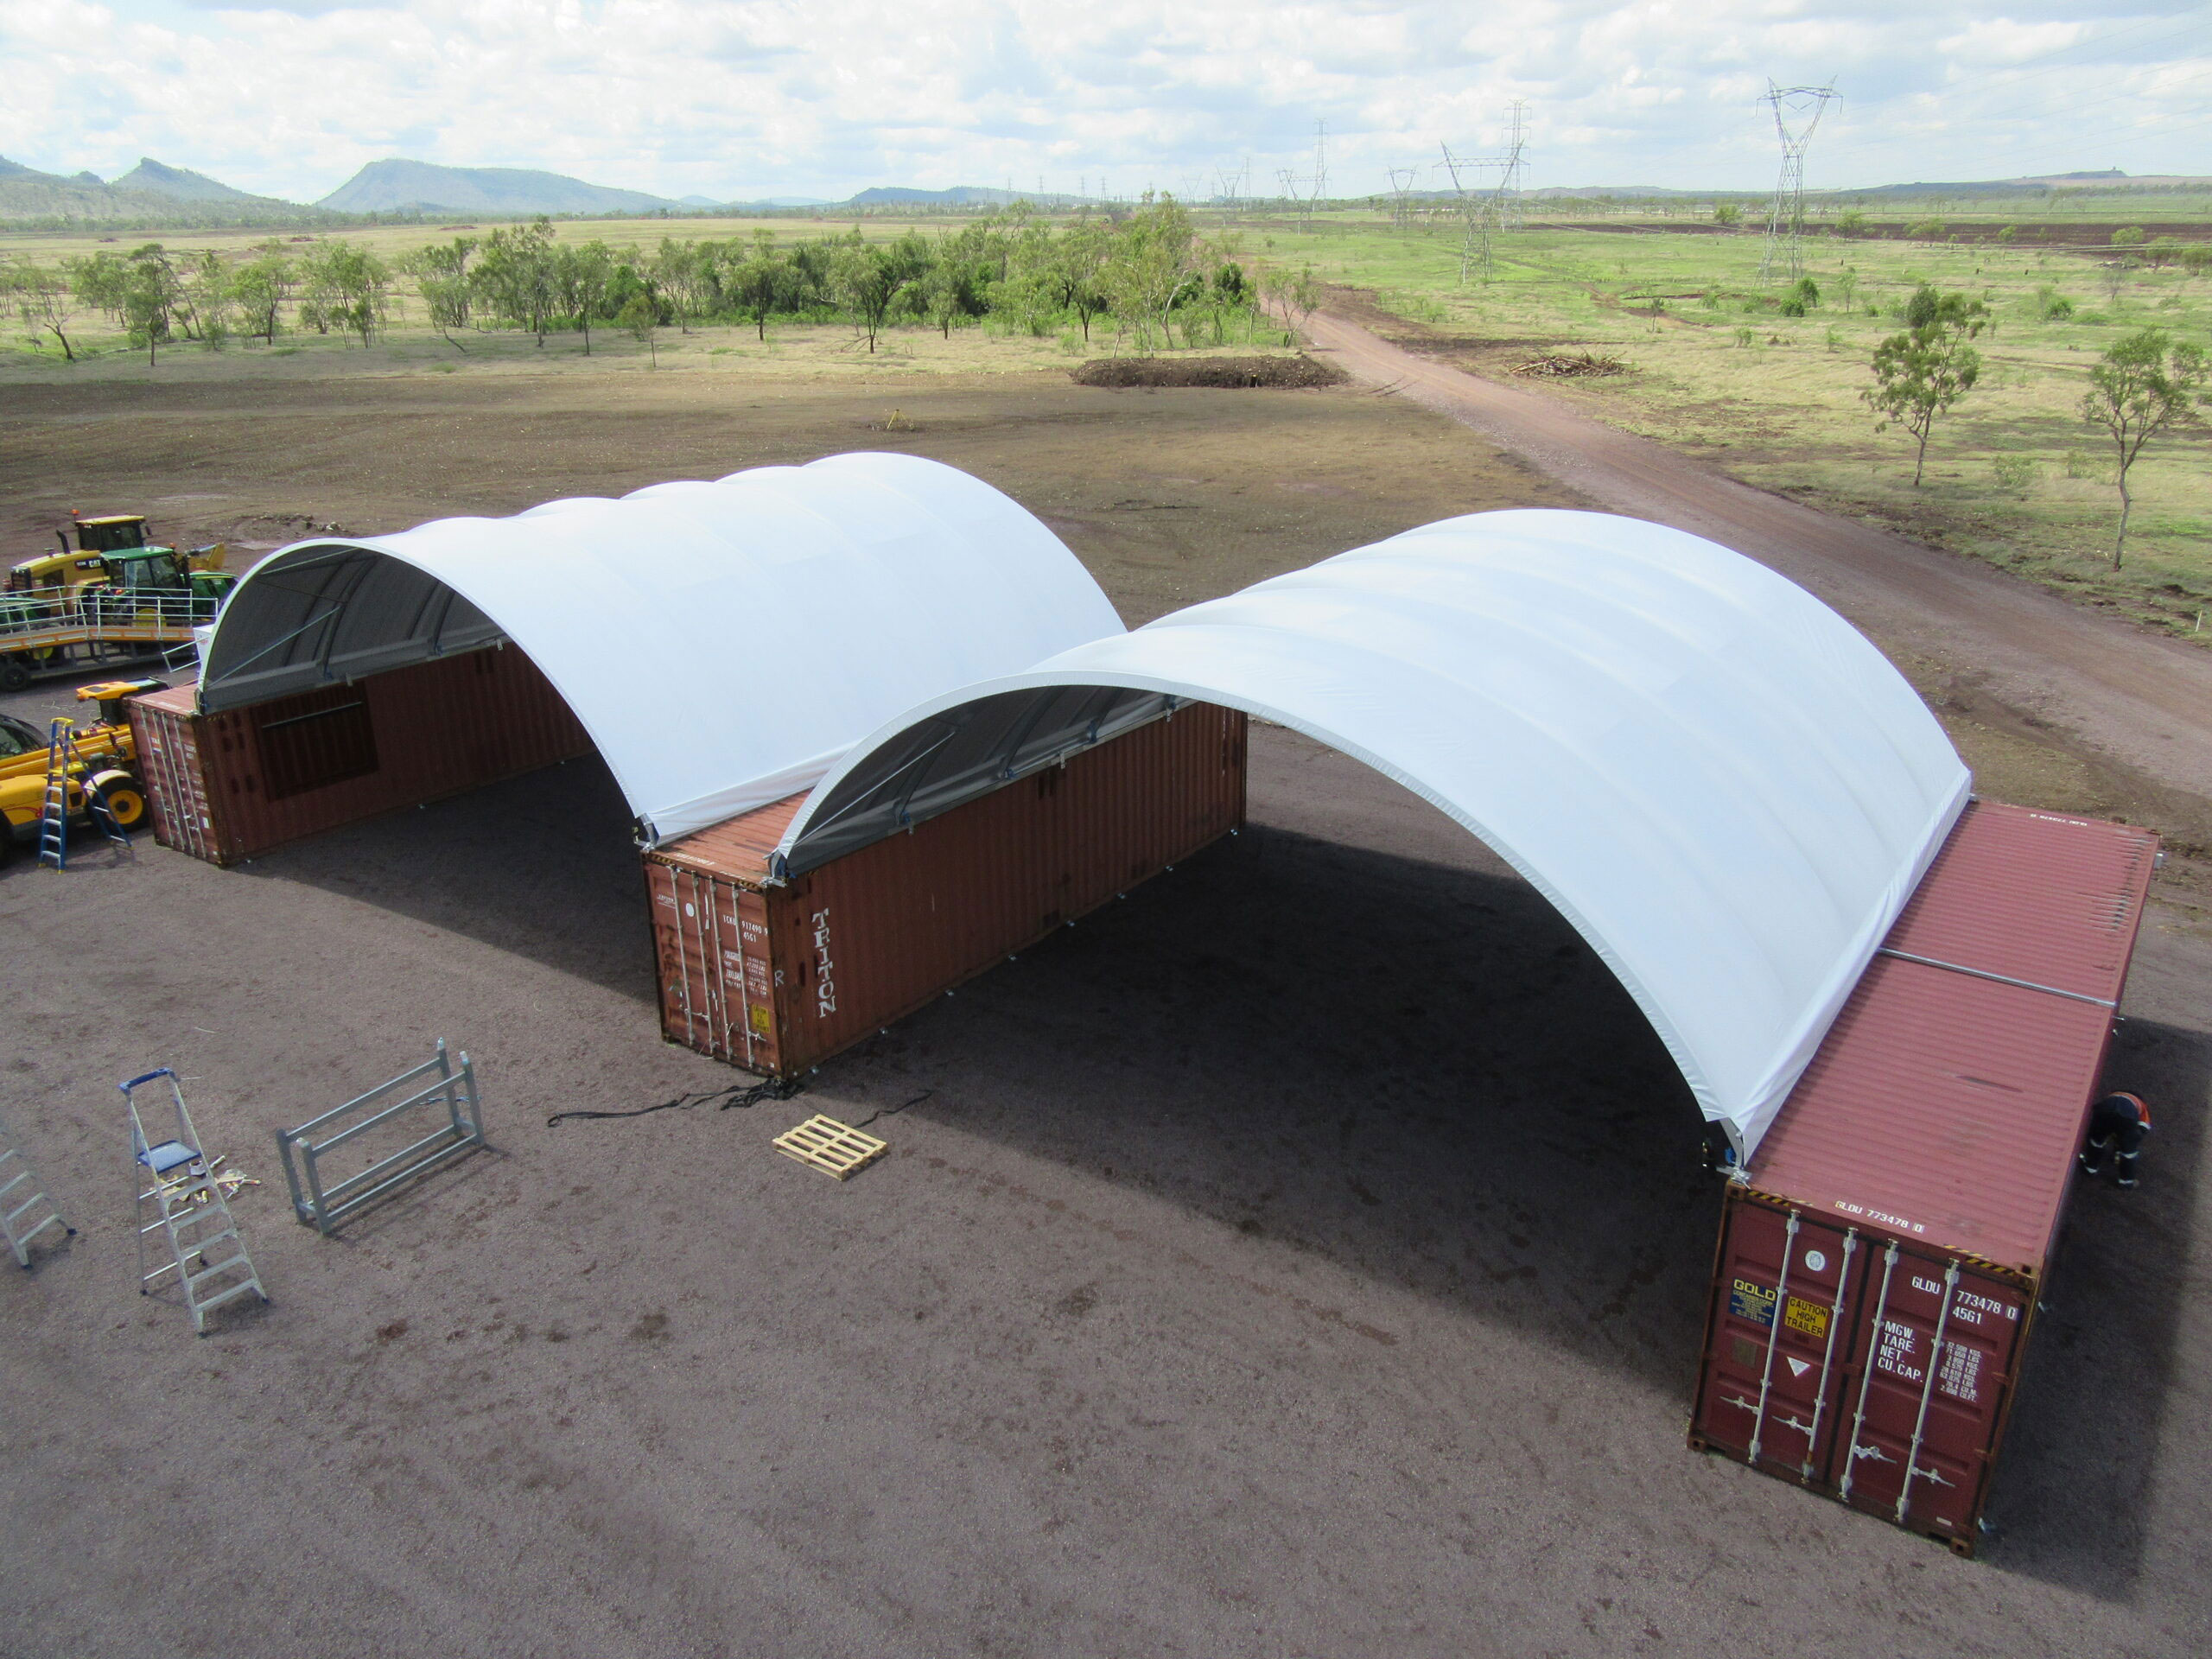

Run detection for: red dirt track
[[1305, 306, 2212, 841]]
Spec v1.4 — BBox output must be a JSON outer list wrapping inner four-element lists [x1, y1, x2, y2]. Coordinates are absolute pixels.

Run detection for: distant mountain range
[[0, 155, 2201, 226], [0, 154, 315, 224], [317, 160, 676, 215]]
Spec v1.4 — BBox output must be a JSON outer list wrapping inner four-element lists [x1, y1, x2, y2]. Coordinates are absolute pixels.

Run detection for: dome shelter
[[767, 510, 1972, 1160], [146, 454, 1124, 863]]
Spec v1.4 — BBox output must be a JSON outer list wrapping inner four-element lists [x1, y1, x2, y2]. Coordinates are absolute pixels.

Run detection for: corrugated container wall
[[130, 645, 594, 866], [1689, 803, 2158, 1555], [647, 703, 1248, 1077]]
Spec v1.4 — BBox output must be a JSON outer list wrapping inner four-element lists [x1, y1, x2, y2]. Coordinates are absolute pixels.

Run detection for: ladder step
[[4, 1194, 51, 1227], [184, 1253, 253, 1290], [191, 1277, 265, 1314]]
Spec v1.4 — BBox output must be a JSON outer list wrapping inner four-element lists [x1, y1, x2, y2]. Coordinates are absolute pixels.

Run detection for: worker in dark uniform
[[2081, 1091, 2153, 1188]]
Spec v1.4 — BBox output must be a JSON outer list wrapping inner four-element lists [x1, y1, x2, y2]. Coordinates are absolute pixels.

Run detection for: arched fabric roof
[[776, 508, 1972, 1158], [196, 453, 1125, 843]]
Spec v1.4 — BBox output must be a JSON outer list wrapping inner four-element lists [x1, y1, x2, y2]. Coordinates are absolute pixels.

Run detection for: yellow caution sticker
[[1784, 1296, 1831, 1340]]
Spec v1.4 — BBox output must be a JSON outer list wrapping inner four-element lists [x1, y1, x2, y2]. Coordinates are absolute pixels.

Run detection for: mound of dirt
[[1071, 354, 1347, 390]]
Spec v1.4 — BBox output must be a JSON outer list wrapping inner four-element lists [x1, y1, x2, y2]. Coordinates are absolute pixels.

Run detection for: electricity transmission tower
[[1496, 100, 1529, 230], [1757, 82, 1835, 284], [1308, 120, 1328, 226], [1435, 104, 1533, 281], [1387, 167, 1421, 231]]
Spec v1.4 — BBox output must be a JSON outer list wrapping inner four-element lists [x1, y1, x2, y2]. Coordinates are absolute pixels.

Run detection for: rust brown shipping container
[[646, 702, 1248, 1077], [130, 644, 594, 867], [1690, 802, 2158, 1555]]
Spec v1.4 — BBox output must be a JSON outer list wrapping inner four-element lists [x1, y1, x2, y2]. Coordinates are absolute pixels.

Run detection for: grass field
[[1248, 207, 2212, 638], [6, 201, 2207, 636]]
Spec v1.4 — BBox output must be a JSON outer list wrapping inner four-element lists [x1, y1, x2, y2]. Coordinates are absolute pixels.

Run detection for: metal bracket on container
[[276, 1040, 486, 1236]]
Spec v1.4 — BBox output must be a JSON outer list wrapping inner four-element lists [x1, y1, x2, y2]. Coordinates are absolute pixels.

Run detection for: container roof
[[194, 454, 1124, 842], [777, 508, 1973, 1157], [1748, 803, 2157, 1274]]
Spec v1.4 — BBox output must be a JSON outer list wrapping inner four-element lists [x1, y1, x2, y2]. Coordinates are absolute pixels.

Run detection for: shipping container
[[130, 644, 593, 866], [646, 702, 1248, 1077], [1690, 802, 2158, 1555]]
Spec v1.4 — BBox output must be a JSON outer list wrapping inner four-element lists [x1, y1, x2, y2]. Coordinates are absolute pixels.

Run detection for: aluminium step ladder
[[124, 1069, 269, 1335], [36, 717, 129, 870], [0, 1109, 73, 1268]]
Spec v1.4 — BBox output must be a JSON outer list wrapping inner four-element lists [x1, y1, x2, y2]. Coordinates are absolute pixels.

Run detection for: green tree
[[728, 235, 791, 342], [180, 250, 233, 347], [300, 241, 391, 346], [1712, 202, 1743, 226], [1862, 283, 1987, 485], [1263, 263, 1322, 344], [551, 239, 616, 353], [79, 246, 186, 365], [402, 236, 476, 350], [9, 261, 80, 359], [472, 217, 559, 343], [2079, 328, 2208, 568], [230, 243, 296, 345], [651, 237, 710, 334], [1098, 194, 1198, 352], [617, 293, 658, 366], [832, 232, 926, 353]]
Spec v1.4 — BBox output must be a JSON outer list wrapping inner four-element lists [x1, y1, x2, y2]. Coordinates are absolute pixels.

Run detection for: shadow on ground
[[226, 752, 2196, 1594], [1981, 1010, 2209, 1599]]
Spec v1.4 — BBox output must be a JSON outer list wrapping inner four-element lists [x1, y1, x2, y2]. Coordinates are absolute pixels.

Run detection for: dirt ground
[[3, 361, 2209, 1657]]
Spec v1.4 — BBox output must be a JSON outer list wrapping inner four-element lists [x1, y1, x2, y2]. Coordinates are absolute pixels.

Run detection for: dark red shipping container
[[129, 644, 593, 866], [646, 703, 1248, 1077], [1690, 802, 2158, 1554]]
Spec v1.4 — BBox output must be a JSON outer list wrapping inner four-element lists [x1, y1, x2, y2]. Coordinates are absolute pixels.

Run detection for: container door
[[648, 865, 728, 1058], [1693, 1197, 1867, 1483], [732, 889, 780, 1074], [1827, 1245, 2027, 1546]]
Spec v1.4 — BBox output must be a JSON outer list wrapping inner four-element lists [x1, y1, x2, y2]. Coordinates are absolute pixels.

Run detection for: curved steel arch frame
[[774, 510, 1972, 1160]]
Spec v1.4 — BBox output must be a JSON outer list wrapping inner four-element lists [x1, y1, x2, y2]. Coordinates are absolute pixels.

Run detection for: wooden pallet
[[772, 1115, 888, 1179]]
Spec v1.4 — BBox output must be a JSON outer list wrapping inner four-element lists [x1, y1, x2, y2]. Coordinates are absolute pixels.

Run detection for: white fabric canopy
[[779, 508, 1971, 1157], [196, 453, 1125, 842]]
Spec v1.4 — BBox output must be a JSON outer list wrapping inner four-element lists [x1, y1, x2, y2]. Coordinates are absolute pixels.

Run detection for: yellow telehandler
[[0, 679, 161, 861]]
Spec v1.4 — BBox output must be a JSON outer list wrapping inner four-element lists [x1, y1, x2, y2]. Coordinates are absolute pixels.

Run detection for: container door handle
[[1747, 1211, 1800, 1466], [1838, 1242, 1901, 1502], [1797, 1228, 1858, 1478], [1896, 1260, 1962, 1526]]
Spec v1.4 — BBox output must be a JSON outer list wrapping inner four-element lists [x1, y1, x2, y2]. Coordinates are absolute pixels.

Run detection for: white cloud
[[0, 1, 2203, 202]]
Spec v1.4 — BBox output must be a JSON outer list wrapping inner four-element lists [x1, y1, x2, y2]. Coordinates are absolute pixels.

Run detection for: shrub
[[1732, 325, 1755, 346], [2111, 226, 2145, 247], [1907, 218, 1945, 240], [1991, 454, 2040, 495], [2034, 286, 2075, 321], [1778, 297, 1807, 318], [1996, 225, 2018, 243], [1835, 209, 1866, 232], [1713, 202, 1743, 226]]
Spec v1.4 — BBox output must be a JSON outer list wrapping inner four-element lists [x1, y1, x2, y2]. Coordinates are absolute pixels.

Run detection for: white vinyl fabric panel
[[197, 453, 1124, 842], [780, 508, 1971, 1156]]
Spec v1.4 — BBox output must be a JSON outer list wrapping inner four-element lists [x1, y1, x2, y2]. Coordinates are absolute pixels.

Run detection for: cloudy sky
[[1, 1, 2205, 203]]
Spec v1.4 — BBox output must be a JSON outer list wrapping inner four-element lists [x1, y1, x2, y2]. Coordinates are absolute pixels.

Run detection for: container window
[[256, 693, 378, 800]]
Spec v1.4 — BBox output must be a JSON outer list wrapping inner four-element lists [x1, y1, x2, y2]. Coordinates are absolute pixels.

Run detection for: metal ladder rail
[[0, 1112, 73, 1268], [35, 718, 73, 868], [124, 1069, 270, 1336]]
